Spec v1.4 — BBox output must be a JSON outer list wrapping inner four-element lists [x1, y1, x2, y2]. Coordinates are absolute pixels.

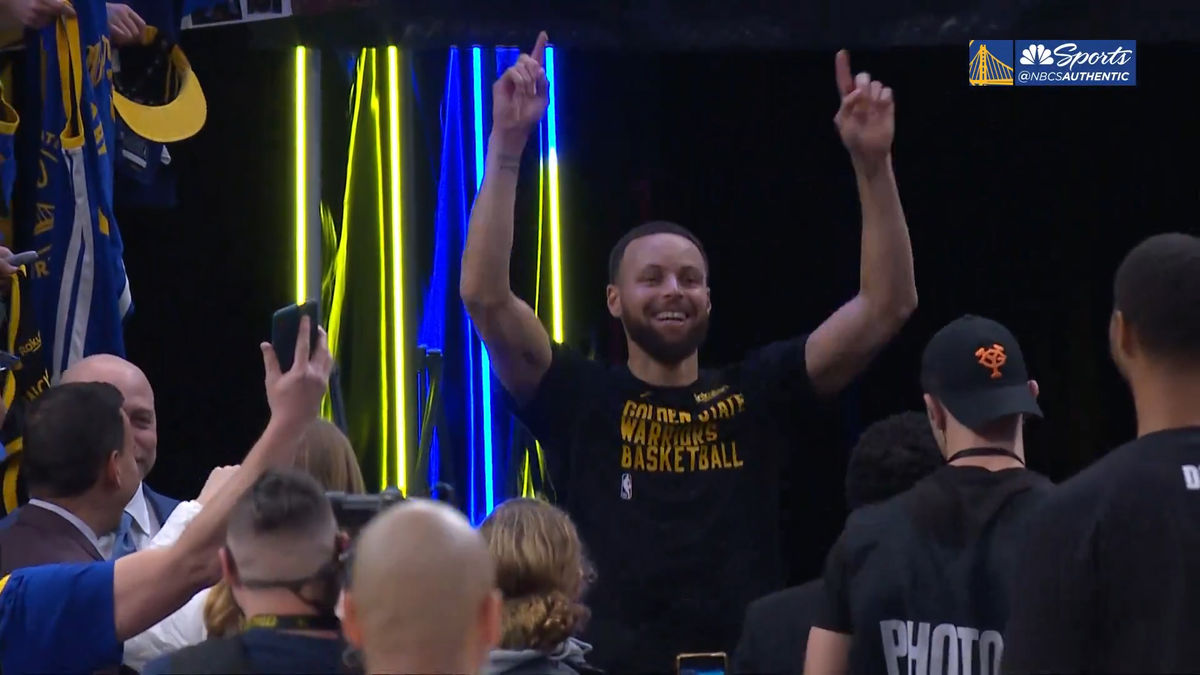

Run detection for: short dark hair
[[23, 382, 126, 498], [1114, 232, 1200, 363], [607, 220, 709, 283], [227, 468, 335, 545], [845, 411, 944, 510]]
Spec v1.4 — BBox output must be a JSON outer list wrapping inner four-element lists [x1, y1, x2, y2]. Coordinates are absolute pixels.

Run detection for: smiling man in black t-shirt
[[1004, 233, 1200, 674], [461, 33, 917, 672], [806, 315, 1054, 675]]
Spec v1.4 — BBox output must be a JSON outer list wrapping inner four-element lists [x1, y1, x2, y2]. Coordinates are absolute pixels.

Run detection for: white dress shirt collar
[[124, 482, 154, 537]]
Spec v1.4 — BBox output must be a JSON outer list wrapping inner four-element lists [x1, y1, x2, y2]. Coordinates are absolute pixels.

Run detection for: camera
[[327, 488, 405, 534]]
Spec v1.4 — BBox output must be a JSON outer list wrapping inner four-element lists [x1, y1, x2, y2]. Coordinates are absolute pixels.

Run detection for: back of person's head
[[219, 469, 343, 618], [23, 382, 138, 511], [296, 419, 366, 494], [206, 426, 366, 636], [919, 315, 1042, 453], [1111, 233, 1200, 374], [845, 411, 944, 510], [343, 498, 501, 675], [480, 498, 593, 651]]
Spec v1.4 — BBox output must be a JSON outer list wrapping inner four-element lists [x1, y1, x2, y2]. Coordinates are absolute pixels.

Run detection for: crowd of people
[[0, 13, 1195, 675]]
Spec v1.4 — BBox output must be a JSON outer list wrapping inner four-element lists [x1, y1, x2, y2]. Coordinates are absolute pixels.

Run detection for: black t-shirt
[[511, 336, 816, 672], [816, 464, 1053, 675], [1004, 427, 1200, 674]]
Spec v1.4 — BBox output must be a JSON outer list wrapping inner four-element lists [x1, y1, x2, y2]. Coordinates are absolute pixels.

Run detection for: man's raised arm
[[112, 317, 334, 640], [460, 32, 553, 406], [806, 50, 917, 398]]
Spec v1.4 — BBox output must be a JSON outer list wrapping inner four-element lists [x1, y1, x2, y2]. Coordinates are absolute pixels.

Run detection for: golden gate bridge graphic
[[969, 42, 1014, 86]]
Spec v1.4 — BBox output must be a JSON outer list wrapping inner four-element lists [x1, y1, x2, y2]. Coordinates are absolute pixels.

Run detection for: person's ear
[[923, 394, 945, 432], [105, 451, 122, 488], [1111, 309, 1137, 361], [606, 284, 621, 319], [341, 591, 364, 648], [1028, 379, 1040, 400], [219, 547, 237, 585], [480, 589, 502, 653]]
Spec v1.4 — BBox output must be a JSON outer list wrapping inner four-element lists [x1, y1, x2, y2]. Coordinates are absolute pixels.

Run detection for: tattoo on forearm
[[499, 154, 521, 173]]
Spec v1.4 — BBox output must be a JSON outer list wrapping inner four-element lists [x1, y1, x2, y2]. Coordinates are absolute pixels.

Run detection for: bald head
[[60, 354, 157, 477], [345, 499, 500, 674]]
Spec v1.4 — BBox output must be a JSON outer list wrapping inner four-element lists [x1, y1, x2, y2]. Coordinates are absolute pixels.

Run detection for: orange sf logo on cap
[[975, 344, 1007, 379]]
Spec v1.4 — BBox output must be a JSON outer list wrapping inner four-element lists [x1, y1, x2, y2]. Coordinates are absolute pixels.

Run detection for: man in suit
[[0, 381, 139, 574], [60, 354, 180, 553], [733, 411, 945, 674], [0, 354, 182, 556]]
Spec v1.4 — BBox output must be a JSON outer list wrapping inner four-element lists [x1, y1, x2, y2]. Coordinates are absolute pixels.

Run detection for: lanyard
[[244, 614, 341, 632], [946, 447, 1025, 465]]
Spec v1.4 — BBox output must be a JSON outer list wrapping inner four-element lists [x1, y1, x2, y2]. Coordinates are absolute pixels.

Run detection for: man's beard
[[623, 313, 710, 366]]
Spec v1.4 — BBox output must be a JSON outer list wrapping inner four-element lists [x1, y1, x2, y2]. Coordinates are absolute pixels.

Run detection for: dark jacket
[[0, 502, 103, 575], [733, 578, 825, 675]]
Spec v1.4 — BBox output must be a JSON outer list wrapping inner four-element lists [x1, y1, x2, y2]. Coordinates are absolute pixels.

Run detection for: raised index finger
[[835, 49, 854, 97], [531, 31, 548, 66]]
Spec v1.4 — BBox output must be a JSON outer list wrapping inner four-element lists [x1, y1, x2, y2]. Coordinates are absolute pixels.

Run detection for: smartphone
[[6, 251, 37, 268], [676, 652, 727, 675], [271, 300, 319, 373]]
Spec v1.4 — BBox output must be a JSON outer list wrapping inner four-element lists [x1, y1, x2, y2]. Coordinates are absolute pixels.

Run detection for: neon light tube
[[387, 46, 407, 495], [545, 46, 563, 343], [470, 46, 495, 518], [294, 46, 307, 304]]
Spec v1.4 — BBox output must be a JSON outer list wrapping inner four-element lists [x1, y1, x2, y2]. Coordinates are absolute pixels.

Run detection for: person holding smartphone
[[0, 315, 333, 674], [461, 34, 917, 672]]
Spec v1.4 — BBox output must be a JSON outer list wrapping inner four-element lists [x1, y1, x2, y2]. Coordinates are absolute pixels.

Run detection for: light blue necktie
[[112, 511, 138, 559]]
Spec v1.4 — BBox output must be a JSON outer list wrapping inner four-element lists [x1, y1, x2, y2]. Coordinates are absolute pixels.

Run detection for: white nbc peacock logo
[[1020, 44, 1054, 65]]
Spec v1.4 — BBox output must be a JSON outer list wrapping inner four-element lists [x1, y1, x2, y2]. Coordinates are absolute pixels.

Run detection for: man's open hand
[[833, 50, 895, 167], [260, 316, 334, 433], [492, 31, 550, 141]]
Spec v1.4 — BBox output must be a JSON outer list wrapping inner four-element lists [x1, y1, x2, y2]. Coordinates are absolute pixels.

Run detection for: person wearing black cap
[[1004, 233, 1200, 675], [805, 315, 1054, 675]]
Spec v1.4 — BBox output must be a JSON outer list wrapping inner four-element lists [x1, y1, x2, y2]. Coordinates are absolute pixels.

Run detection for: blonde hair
[[295, 418, 367, 494], [479, 498, 593, 651], [204, 418, 366, 637]]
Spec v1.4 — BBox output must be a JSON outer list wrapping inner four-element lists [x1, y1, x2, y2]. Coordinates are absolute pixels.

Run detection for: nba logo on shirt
[[1183, 465, 1200, 490], [620, 473, 633, 500]]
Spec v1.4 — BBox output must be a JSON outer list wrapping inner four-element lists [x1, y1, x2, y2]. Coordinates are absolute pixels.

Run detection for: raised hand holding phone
[[260, 312, 332, 434], [270, 300, 320, 373]]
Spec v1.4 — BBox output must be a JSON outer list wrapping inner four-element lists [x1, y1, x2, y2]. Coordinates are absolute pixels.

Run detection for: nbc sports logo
[[1020, 44, 1054, 65]]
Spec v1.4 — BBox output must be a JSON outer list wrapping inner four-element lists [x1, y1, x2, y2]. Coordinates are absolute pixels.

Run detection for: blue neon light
[[546, 46, 558, 163], [470, 46, 496, 520], [425, 47, 471, 498]]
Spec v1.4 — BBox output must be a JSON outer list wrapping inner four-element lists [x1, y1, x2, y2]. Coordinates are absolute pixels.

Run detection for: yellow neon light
[[367, 49, 389, 491], [294, 46, 307, 303], [386, 46, 407, 494]]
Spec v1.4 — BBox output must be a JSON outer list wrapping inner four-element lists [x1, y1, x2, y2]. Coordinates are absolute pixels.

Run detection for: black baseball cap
[[920, 315, 1042, 430]]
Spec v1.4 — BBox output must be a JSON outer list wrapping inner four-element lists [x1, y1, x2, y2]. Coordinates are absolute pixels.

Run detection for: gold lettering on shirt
[[616, 395, 749, 474]]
